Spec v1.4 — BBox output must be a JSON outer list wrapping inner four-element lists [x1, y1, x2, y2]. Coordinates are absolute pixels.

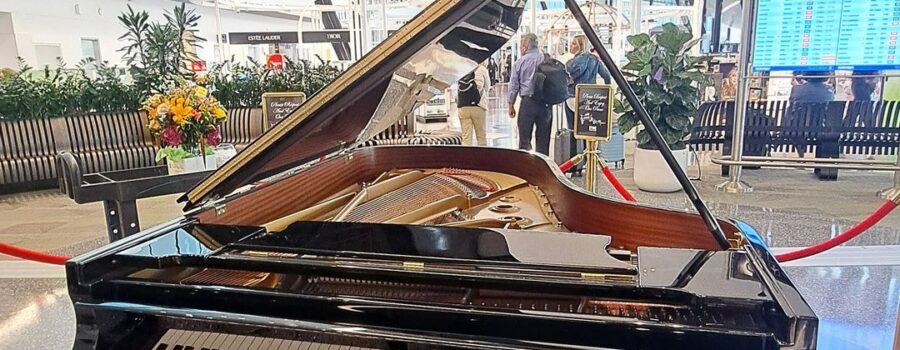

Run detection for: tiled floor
[[1, 86, 899, 348]]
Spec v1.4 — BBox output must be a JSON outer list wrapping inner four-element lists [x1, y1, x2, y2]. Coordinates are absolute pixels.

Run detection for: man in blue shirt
[[508, 33, 553, 155]]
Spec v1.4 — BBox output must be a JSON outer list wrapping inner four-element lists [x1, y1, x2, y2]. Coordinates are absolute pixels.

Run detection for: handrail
[[711, 155, 900, 171]]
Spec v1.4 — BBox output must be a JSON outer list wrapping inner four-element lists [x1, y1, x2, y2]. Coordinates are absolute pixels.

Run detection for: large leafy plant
[[118, 3, 204, 95], [615, 23, 707, 150]]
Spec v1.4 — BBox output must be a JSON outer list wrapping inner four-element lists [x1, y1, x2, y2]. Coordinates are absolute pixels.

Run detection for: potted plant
[[615, 23, 707, 192], [144, 78, 228, 174]]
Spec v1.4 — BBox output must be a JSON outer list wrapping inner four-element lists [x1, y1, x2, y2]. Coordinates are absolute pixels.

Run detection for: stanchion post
[[878, 141, 900, 199], [716, 0, 755, 193], [585, 140, 599, 193]]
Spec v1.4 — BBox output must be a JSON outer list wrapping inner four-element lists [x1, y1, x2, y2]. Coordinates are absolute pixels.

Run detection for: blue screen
[[753, 0, 900, 72]]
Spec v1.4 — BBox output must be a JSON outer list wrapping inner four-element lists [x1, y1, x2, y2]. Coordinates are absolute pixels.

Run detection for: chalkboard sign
[[574, 84, 613, 141], [262, 92, 306, 127]]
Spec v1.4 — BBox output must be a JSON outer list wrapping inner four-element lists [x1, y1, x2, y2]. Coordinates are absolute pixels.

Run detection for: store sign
[[191, 60, 207, 72], [302, 31, 351, 43], [262, 92, 307, 128], [228, 32, 299, 45]]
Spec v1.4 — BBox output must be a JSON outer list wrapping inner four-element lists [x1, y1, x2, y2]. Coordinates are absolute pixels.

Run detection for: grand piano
[[65, 0, 817, 349]]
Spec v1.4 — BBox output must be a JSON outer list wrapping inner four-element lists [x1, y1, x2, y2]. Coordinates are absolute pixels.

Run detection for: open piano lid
[[181, 0, 525, 210]]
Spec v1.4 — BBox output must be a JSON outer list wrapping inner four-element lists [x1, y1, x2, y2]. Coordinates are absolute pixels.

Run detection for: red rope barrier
[[0, 243, 69, 265], [601, 166, 637, 202], [775, 200, 898, 262]]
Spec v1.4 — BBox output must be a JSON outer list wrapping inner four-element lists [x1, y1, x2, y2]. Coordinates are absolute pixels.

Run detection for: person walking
[[563, 35, 611, 166], [457, 61, 491, 146], [508, 33, 553, 155]]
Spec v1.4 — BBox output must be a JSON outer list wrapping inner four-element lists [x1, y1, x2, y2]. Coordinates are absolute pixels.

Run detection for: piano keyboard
[[153, 329, 379, 350]]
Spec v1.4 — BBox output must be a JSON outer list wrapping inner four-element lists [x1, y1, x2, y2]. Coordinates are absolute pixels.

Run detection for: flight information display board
[[753, 0, 900, 72]]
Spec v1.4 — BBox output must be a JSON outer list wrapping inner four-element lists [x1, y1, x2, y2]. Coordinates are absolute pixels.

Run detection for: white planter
[[633, 147, 688, 193], [167, 154, 217, 175]]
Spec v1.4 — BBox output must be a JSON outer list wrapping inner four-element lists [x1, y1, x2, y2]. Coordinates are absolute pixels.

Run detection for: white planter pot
[[633, 147, 688, 193], [167, 154, 217, 175]]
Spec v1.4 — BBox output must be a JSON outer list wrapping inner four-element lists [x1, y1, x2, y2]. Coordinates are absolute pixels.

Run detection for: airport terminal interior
[[1, 0, 899, 349]]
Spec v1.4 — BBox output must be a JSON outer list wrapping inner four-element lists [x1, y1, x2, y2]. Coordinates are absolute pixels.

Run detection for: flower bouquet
[[144, 80, 228, 174]]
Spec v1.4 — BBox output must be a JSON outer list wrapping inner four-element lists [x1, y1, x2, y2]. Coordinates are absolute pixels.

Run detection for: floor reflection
[[786, 265, 900, 349]]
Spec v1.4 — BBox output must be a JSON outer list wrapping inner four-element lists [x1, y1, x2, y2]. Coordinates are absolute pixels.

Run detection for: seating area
[[0, 107, 264, 194], [1, 107, 463, 194], [689, 100, 900, 179]]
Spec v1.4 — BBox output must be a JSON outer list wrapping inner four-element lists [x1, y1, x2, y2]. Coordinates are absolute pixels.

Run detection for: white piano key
[[290, 340, 308, 350], [219, 334, 242, 350], [196, 331, 218, 349], [247, 337, 265, 350], [155, 329, 178, 349], [168, 330, 190, 348], [276, 338, 294, 350], [182, 330, 203, 348], [257, 338, 275, 349], [208, 332, 231, 349], [230, 335, 253, 350]]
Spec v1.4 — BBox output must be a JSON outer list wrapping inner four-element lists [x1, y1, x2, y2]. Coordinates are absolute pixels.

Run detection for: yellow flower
[[171, 101, 194, 126], [148, 118, 160, 131], [213, 107, 226, 119], [195, 86, 208, 97]]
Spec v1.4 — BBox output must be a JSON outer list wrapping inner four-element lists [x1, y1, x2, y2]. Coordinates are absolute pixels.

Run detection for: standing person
[[851, 70, 878, 101], [457, 61, 491, 146], [488, 58, 499, 85], [508, 33, 553, 155], [563, 35, 611, 166]]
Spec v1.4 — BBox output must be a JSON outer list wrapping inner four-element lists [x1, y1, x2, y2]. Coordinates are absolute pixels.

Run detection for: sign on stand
[[574, 84, 613, 141], [262, 92, 306, 128]]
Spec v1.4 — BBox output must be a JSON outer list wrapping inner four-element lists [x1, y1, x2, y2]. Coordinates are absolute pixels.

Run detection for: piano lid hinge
[[214, 202, 227, 216]]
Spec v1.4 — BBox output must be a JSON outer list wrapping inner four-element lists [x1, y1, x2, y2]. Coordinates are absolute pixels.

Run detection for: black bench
[[839, 100, 900, 156], [362, 113, 462, 147], [689, 100, 900, 180], [63, 111, 158, 175], [220, 107, 266, 151], [1, 107, 269, 194], [0, 118, 63, 193]]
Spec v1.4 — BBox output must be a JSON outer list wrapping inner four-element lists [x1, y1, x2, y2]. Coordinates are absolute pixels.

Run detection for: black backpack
[[457, 71, 481, 108], [531, 54, 569, 105]]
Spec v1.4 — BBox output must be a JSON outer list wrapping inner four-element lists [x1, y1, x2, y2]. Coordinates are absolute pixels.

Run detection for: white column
[[630, 0, 641, 35], [214, 0, 226, 63], [530, 0, 537, 37], [381, 0, 387, 43], [691, 0, 703, 55], [360, 0, 371, 52]]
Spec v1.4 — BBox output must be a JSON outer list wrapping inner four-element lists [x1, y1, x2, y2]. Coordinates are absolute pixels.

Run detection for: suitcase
[[553, 105, 585, 173]]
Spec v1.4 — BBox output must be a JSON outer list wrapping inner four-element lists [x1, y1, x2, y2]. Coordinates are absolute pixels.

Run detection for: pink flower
[[206, 129, 222, 147], [160, 127, 183, 146]]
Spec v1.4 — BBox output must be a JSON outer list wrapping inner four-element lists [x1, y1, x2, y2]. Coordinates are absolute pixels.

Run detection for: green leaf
[[618, 111, 639, 133], [627, 33, 652, 48], [665, 115, 691, 131], [156, 146, 193, 162], [636, 129, 652, 148], [622, 61, 644, 72]]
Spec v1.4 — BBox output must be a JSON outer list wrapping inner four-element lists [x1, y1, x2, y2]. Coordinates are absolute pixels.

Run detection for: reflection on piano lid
[[153, 329, 379, 350]]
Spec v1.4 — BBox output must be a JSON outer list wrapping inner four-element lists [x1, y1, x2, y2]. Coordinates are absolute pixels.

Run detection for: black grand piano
[[65, 0, 817, 349]]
